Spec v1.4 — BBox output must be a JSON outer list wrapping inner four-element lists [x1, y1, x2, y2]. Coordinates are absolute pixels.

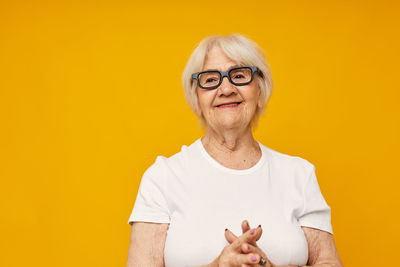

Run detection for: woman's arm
[[297, 226, 344, 267], [126, 221, 169, 267], [274, 226, 343, 267]]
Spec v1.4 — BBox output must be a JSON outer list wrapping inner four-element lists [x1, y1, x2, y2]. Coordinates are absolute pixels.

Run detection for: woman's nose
[[218, 76, 237, 95]]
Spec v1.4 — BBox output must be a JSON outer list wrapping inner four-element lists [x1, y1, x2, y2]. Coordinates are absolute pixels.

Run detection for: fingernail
[[251, 255, 257, 262], [225, 228, 228, 232], [250, 228, 255, 235], [258, 224, 261, 228]]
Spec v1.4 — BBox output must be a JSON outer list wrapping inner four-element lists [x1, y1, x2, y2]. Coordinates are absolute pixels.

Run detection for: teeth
[[219, 102, 240, 107]]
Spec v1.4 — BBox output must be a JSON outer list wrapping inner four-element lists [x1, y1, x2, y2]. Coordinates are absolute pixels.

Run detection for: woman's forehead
[[203, 48, 238, 71], [203, 46, 237, 69]]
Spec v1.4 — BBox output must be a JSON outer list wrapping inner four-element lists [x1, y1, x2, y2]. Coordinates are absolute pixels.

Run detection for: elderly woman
[[126, 34, 343, 267]]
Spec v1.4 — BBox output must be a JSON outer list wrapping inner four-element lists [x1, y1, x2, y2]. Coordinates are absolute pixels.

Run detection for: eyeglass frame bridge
[[191, 66, 259, 90]]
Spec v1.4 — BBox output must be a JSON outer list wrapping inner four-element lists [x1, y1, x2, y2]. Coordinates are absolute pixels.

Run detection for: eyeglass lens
[[198, 67, 252, 89]]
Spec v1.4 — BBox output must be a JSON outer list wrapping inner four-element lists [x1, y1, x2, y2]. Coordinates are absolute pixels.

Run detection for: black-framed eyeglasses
[[191, 66, 259, 90]]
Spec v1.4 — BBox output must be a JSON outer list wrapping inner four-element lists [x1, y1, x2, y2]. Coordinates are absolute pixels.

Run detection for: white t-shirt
[[128, 138, 333, 267]]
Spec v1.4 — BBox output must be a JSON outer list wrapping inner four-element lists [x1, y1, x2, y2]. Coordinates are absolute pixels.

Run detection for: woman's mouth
[[216, 102, 242, 108]]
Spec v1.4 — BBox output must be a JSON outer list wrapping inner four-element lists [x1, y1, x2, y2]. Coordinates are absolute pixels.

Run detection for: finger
[[242, 221, 262, 244], [231, 226, 261, 251], [241, 220, 251, 234], [241, 242, 268, 260], [226, 220, 251, 244], [255, 225, 262, 242], [237, 252, 261, 266], [249, 224, 262, 243], [246, 225, 262, 243], [241, 242, 256, 254], [224, 228, 238, 244]]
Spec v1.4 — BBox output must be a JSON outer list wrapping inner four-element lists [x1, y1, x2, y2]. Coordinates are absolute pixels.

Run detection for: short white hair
[[182, 33, 273, 130]]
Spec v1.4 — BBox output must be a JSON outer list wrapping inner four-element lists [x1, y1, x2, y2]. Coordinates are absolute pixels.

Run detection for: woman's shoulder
[[144, 140, 197, 176], [259, 142, 315, 174], [258, 144, 316, 192]]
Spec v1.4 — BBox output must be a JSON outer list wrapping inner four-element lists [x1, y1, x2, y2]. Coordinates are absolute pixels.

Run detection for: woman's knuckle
[[222, 244, 230, 252]]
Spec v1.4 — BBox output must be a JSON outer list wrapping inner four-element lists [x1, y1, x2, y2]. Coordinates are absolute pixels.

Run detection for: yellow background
[[1, 0, 399, 266]]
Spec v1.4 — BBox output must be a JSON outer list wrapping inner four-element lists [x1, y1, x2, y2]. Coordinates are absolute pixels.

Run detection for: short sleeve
[[297, 164, 333, 234], [127, 156, 171, 225]]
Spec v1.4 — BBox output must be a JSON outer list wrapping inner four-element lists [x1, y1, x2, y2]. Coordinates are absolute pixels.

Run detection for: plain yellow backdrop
[[1, 0, 399, 266]]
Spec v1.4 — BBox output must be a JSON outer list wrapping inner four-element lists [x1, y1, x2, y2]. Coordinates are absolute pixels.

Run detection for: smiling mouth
[[216, 102, 243, 108]]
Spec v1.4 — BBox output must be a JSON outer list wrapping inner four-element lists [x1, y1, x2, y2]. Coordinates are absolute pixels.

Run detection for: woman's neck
[[201, 126, 261, 170]]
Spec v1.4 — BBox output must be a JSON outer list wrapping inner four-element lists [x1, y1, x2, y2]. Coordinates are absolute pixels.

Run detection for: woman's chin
[[216, 118, 248, 129]]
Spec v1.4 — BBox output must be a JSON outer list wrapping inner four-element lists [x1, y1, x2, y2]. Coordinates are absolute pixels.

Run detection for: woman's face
[[197, 46, 262, 130]]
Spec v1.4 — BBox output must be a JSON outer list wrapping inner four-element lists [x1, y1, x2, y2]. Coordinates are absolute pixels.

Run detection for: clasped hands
[[218, 219, 276, 267]]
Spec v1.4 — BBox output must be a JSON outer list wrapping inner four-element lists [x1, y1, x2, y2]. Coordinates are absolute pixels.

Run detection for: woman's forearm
[[198, 263, 217, 267], [198, 257, 219, 267], [199, 262, 338, 267], [278, 264, 338, 267], [198, 257, 340, 267]]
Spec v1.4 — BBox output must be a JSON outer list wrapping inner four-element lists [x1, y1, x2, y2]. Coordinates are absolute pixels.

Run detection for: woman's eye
[[206, 78, 217, 83], [234, 74, 244, 79]]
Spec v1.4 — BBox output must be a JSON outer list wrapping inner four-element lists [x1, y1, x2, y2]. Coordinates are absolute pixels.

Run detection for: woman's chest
[[164, 177, 309, 267]]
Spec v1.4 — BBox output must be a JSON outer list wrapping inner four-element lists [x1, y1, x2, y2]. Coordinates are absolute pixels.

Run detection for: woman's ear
[[257, 88, 263, 109], [197, 107, 203, 118], [257, 99, 262, 109], [195, 89, 203, 117]]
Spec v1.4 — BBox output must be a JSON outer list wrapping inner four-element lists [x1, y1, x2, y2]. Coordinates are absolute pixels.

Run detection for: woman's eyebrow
[[202, 64, 241, 72]]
